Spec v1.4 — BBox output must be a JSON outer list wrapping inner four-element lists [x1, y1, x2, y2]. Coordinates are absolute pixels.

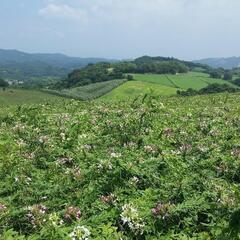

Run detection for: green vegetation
[[0, 89, 62, 107], [54, 55, 210, 90], [101, 72, 238, 101], [102, 81, 177, 100], [0, 78, 9, 88], [234, 78, 240, 86], [0, 49, 111, 83], [56, 63, 124, 89], [0, 62, 68, 81], [45, 79, 127, 100], [137, 71, 237, 90], [223, 70, 233, 81], [177, 83, 239, 96], [114, 59, 188, 75], [1, 93, 240, 239]]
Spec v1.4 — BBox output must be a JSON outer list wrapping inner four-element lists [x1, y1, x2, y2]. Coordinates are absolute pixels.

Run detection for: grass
[[1, 93, 240, 239], [0, 88, 62, 108], [101, 81, 177, 100], [132, 72, 237, 90]]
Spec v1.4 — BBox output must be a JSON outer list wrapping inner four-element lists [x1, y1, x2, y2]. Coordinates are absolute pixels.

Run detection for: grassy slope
[[0, 88, 62, 107], [102, 81, 177, 100], [102, 72, 238, 100]]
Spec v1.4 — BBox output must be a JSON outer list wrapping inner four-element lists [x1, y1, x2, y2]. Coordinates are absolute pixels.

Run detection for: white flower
[[39, 135, 49, 143], [69, 225, 91, 240], [121, 204, 145, 235], [60, 132, 66, 141], [129, 176, 139, 185], [110, 152, 121, 158], [49, 213, 63, 227]]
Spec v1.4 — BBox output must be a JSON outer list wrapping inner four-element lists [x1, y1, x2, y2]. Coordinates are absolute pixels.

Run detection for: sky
[[0, 0, 239, 60]]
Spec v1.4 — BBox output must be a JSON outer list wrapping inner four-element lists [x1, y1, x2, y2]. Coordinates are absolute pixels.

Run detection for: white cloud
[[35, 0, 240, 59], [38, 1, 240, 25], [38, 4, 88, 22]]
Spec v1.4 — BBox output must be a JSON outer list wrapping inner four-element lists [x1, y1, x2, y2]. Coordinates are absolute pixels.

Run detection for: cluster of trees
[[0, 78, 9, 89], [134, 56, 210, 71], [55, 63, 124, 89], [114, 61, 188, 74], [177, 83, 238, 96], [209, 69, 233, 80], [233, 78, 240, 87]]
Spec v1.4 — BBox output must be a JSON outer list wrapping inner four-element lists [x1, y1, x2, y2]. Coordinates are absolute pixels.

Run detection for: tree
[[0, 78, 9, 88], [233, 78, 240, 86], [223, 70, 233, 81], [210, 70, 222, 79], [127, 74, 134, 81]]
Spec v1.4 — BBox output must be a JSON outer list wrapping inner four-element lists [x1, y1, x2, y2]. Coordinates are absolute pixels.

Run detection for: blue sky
[[0, 0, 239, 60]]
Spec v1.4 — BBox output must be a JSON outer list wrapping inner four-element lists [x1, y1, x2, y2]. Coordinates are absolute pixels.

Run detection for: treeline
[[55, 63, 125, 89], [114, 55, 209, 75], [114, 60, 188, 74], [0, 78, 9, 88], [177, 83, 239, 96], [209, 68, 233, 80]]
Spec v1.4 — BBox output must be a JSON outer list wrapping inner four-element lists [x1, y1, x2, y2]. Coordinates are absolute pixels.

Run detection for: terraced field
[[101, 72, 238, 100], [102, 81, 177, 100], [45, 79, 127, 101], [132, 72, 236, 90]]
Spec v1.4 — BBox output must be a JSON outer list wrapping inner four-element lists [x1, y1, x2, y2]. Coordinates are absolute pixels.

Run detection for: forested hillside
[[0, 49, 114, 82]]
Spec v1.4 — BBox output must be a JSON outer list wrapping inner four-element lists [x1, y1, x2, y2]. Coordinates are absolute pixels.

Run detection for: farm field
[[0, 89, 62, 108], [45, 79, 127, 101], [40, 72, 239, 101], [101, 81, 177, 100], [1, 93, 240, 239], [101, 72, 238, 100], [132, 72, 237, 90]]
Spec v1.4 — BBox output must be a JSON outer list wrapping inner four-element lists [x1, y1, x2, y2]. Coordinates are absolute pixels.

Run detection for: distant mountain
[[0, 49, 113, 69], [194, 57, 240, 69], [0, 49, 115, 81]]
